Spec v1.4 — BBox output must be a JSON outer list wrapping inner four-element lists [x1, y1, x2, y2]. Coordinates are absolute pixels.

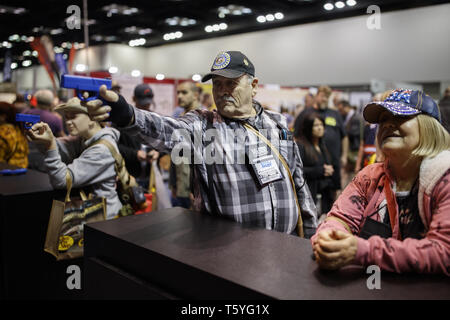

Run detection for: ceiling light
[[274, 12, 284, 20], [125, 26, 136, 33], [128, 38, 146, 47], [109, 66, 118, 74], [219, 23, 227, 30], [13, 8, 26, 15], [335, 1, 345, 9], [217, 5, 252, 17], [32, 50, 38, 57], [257, 15, 266, 23], [11, 62, 18, 69], [324, 3, 334, 10], [266, 14, 275, 22], [138, 28, 152, 35], [192, 74, 201, 82], [8, 34, 19, 41], [50, 28, 64, 35], [22, 60, 32, 67], [75, 64, 87, 72], [346, 0, 357, 6], [105, 36, 118, 42], [165, 16, 197, 27], [156, 74, 165, 80], [23, 50, 31, 56], [205, 25, 213, 32], [163, 31, 182, 40], [103, 4, 139, 16], [92, 35, 103, 42], [131, 70, 141, 77], [212, 24, 220, 32]]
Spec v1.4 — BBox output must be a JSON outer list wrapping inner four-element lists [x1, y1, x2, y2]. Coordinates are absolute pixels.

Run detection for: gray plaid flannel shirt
[[124, 101, 317, 237]]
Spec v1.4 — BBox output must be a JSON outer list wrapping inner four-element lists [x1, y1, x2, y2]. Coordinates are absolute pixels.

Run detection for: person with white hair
[[24, 89, 65, 137]]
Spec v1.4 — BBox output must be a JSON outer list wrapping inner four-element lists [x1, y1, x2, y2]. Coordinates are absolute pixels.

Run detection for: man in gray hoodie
[[27, 97, 122, 219]]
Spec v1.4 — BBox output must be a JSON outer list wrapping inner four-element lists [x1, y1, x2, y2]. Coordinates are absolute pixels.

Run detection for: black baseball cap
[[134, 83, 154, 106], [201, 51, 255, 82]]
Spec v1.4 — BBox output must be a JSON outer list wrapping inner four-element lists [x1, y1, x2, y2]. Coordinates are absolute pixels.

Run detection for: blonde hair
[[413, 114, 450, 158], [380, 90, 392, 101]]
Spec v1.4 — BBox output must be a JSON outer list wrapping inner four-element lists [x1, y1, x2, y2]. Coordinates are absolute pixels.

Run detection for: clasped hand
[[312, 229, 357, 270], [26, 122, 57, 151]]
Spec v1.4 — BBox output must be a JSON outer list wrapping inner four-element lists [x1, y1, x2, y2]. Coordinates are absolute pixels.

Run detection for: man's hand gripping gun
[[61, 74, 112, 102]]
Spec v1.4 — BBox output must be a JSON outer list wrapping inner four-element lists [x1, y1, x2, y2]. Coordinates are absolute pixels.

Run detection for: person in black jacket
[[296, 112, 334, 219]]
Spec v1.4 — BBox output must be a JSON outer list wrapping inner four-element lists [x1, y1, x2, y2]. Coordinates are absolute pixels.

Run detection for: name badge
[[251, 154, 283, 186], [325, 116, 337, 126]]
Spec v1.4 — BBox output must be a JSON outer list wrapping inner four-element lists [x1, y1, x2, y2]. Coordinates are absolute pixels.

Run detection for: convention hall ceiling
[[0, 0, 447, 70]]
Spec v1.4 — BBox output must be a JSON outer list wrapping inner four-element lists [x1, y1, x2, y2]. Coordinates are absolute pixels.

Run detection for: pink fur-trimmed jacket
[[311, 150, 450, 275]]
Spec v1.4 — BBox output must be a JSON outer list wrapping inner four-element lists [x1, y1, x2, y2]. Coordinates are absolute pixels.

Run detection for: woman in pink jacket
[[312, 89, 450, 275]]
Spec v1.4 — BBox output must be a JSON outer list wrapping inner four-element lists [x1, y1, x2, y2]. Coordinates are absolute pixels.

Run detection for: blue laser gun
[[61, 74, 112, 102], [15, 114, 40, 130]]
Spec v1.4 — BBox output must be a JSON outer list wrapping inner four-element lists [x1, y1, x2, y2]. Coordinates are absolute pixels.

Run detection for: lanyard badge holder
[[243, 123, 304, 238]]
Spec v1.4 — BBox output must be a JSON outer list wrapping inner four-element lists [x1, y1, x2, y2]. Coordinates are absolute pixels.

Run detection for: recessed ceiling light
[[156, 74, 165, 80], [192, 74, 201, 81], [128, 38, 146, 47], [50, 28, 64, 35], [131, 70, 141, 77], [257, 16, 266, 23], [13, 7, 26, 15], [335, 1, 345, 9], [103, 4, 139, 16], [346, 0, 357, 6], [165, 17, 197, 27], [324, 3, 334, 10], [8, 34, 19, 41], [266, 14, 275, 22], [217, 5, 252, 17], [274, 12, 284, 20]]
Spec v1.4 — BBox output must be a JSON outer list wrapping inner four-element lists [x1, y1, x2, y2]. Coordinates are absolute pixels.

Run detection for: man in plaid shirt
[[86, 51, 317, 238]]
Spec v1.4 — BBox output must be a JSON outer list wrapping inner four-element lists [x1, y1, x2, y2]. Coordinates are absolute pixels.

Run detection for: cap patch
[[212, 52, 231, 70], [386, 89, 412, 104]]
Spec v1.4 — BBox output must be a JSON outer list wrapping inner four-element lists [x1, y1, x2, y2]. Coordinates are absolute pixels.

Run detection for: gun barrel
[[61, 75, 112, 91], [15, 114, 40, 122]]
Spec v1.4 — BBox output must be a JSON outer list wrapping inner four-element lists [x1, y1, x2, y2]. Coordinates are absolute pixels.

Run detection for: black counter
[[0, 166, 82, 299], [84, 207, 450, 300]]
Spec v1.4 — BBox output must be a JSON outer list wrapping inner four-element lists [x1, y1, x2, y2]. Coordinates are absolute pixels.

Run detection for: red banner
[[30, 37, 57, 90]]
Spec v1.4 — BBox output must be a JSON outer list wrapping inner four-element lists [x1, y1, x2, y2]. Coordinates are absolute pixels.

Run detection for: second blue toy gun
[[61, 74, 112, 102], [16, 114, 40, 129]]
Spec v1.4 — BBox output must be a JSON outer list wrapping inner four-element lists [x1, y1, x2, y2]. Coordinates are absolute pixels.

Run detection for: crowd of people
[[1, 50, 449, 275]]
